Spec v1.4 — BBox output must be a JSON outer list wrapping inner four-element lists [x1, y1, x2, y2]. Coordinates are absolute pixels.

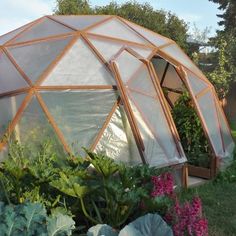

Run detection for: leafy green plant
[[172, 92, 211, 168], [87, 213, 173, 236], [48, 149, 173, 228], [0, 140, 65, 210], [0, 201, 75, 236]]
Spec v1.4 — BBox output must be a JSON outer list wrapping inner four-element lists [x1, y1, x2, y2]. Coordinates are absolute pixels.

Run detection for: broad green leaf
[[47, 213, 75, 236]]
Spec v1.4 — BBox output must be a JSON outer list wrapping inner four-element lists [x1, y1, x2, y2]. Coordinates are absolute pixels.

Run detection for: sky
[[0, 0, 223, 36]]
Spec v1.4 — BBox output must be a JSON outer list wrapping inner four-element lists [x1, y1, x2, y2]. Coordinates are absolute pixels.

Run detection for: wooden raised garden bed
[[188, 164, 212, 179]]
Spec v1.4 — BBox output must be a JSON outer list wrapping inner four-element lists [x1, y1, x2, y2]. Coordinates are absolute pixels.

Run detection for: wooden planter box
[[188, 164, 212, 179]]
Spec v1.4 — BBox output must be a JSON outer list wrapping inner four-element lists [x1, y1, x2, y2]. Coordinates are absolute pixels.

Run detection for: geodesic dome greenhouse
[[0, 15, 234, 184]]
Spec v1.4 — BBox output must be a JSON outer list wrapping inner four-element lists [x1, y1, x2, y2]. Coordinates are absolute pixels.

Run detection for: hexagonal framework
[[0, 15, 234, 185]]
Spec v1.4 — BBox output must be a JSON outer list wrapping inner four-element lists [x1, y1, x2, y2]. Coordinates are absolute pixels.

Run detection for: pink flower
[[151, 172, 174, 197], [165, 197, 208, 236]]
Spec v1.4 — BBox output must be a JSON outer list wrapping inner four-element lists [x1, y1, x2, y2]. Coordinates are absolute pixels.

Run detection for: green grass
[[179, 181, 236, 236], [178, 122, 236, 236]]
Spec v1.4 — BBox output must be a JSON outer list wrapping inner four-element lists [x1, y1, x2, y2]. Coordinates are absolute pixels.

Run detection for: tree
[[209, 0, 236, 32], [54, 0, 92, 15], [207, 38, 232, 99], [209, 0, 236, 72], [54, 0, 189, 51]]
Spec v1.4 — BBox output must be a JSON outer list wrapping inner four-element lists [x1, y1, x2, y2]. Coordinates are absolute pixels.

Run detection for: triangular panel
[[88, 18, 149, 45], [8, 36, 73, 84], [12, 17, 73, 44], [51, 15, 110, 30], [129, 90, 179, 160], [197, 91, 224, 156], [42, 38, 115, 86], [41, 90, 117, 155], [0, 51, 29, 94], [0, 93, 26, 139], [151, 57, 168, 81], [15, 96, 65, 156], [87, 36, 154, 62], [95, 105, 142, 164], [124, 19, 172, 47], [127, 65, 156, 97], [187, 70, 209, 95], [0, 21, 33, 45], [163, 64, 185, 91], [129, 98, 178, 167], [115, 50, 143, 84]]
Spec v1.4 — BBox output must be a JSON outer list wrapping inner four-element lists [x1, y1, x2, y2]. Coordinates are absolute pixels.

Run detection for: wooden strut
[[162, 86, 183, 95], [36, 85, 117, 91], [0, 88, 30, 99], [35, 35, 79, 86], [0, 90, 34, 150], [35, 92, 72, 154], [4, 16, 45, 46], [2, 48, 33, 87], [146, 60, 185, 158], [161, 62, 170, 85], [127, 90, 171, 162], [212, 89, 226, 153], [111, 61, 147, 164], [157, 49, 213, 87], [118, 16, 175, 47], [90, 98, 121, 151]]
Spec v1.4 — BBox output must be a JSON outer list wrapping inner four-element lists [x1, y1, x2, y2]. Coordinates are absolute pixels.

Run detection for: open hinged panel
[[110, 47, 188, 186]]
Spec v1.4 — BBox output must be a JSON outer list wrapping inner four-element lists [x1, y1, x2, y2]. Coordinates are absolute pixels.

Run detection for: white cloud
[[0, 0, 54, 35]]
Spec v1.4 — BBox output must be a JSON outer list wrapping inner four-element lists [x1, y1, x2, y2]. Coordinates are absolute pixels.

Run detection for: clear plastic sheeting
[[124, 19, 172, 47], [16, 96, 65, 156], [0, 22, 33, 45], [197, 91, 223, 156], [187, 70, 209, 95], [151, 58, 168, 81], [12, 18, 73, 43], [160, 44, 207, 79], [87, 36, 153, 62], [95, 105, 142, 164], [0, 93, 26, 139], [89, 18, 149, 45], [51, 15, 109, 30], [41, 90, 117, 155], [115, 50, 143, 84], [8, 36, 73, 84], [129, 90, 179, 160], [0, 51, 29, 94], [130, 99, 169, 166], [43, 38, 115, 86], [128, 66, 156, 97]]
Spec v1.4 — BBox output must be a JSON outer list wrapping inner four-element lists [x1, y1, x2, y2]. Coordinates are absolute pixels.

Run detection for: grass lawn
[[179, 181, 236, 236], [179, 123, 236, 236]]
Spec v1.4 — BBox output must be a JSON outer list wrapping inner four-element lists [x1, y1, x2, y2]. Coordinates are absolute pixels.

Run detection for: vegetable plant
[[172, 92, 211, 168]]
